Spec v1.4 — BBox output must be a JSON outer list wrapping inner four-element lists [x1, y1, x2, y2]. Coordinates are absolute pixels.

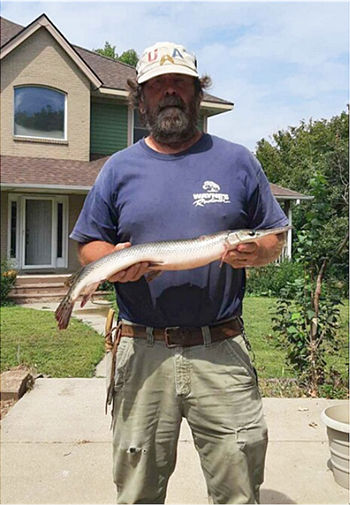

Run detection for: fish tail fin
[[55, 294, 74, 330]]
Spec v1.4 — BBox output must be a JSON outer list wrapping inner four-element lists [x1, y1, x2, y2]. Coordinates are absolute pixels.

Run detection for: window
[[14, 86, 66, 140], [133, 109, 149, 143]]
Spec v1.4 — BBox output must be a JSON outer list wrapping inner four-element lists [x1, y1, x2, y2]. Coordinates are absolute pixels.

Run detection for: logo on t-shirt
[[193, 181, 230, 207]]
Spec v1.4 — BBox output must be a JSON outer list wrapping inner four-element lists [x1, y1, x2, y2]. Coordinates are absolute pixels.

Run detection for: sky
[[1, 0, 348, 152]]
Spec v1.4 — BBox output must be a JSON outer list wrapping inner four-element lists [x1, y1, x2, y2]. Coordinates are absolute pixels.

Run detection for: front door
[[24, 198, 53, 267], [8, 194, 68, 271]]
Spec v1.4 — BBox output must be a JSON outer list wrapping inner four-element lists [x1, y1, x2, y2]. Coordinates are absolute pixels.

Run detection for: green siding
[[90, 102, 128, 155], [198, 114, 204, 131]]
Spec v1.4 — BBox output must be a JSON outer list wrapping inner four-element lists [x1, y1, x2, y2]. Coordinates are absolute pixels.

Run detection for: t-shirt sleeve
[[246, 154, 289, 229], [69, 162, 118, 244]]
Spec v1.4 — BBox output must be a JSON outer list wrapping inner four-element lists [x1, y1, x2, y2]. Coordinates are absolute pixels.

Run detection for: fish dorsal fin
[[64, 266, 84, 287]]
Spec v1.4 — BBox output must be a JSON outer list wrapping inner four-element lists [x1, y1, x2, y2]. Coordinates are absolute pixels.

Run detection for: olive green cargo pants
[[111, 330, 268, 504]]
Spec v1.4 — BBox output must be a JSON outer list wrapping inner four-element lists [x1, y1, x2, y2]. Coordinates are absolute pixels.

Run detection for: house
[[0, 13, 308, 300]]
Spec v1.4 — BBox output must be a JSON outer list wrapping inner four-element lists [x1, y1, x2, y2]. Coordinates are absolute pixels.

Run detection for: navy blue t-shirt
[[70, 134, 288, 327]]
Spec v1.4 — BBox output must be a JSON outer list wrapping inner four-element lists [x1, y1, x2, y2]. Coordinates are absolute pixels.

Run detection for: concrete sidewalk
[[1, 379, 349, 504], [2, 301, 348, 504]]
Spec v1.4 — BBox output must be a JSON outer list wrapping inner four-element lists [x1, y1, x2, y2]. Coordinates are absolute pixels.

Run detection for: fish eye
[[249, 231, 256, 237]]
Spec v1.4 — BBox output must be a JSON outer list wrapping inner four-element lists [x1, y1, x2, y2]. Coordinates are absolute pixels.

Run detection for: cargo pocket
[[106, 337, 133, 409], [223, 335, 258, 384], [114, 337, 133, 390]]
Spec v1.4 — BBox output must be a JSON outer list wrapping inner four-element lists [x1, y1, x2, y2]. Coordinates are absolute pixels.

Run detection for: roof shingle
[[0, 155, 107, 188]]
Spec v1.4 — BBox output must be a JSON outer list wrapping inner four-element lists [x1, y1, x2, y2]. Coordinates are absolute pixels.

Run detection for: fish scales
[[55, 226, 290, 329]]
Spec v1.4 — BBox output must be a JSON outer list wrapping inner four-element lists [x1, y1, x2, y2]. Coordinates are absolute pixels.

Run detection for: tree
[[118, 49, 139, 67], [272, 171, 348, 396], [261, 110, 349, 397], [255, 110, 349, 289], [94, 41, 117, 60], [94, 42, 138, 67]]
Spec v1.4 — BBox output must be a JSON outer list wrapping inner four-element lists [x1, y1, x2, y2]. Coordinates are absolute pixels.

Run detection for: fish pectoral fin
[[148, 261, 165, 267], [80, 281, 101, 308], [145, 270, 163, 283], [220, 243, 231, 268]]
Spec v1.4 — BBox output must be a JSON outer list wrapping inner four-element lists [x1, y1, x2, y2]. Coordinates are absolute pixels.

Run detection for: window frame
[[13, 85, 68, 141], [132, 108, 149, 144]]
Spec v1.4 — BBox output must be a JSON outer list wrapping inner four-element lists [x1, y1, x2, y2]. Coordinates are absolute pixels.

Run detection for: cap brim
[[138, 65, 199, 84]]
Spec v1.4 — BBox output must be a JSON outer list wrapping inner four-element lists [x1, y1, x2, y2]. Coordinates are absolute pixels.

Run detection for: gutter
[[1, 183, 91, 194]]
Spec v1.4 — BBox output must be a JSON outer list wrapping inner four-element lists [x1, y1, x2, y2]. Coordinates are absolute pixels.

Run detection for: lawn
[[0, 305, 105, 377], [243, 296, 349, 397], [242, 297, 292, 378], [1, 298, 348, 393]]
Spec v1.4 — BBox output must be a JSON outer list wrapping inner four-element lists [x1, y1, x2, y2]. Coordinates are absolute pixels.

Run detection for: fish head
[[226, 226, 291, 247]]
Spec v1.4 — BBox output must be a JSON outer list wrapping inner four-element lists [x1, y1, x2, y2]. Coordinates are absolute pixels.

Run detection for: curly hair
[[126, 74, 212, 110]]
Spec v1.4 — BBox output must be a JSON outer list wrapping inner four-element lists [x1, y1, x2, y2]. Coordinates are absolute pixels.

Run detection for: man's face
[[140, 74, 201, 145]]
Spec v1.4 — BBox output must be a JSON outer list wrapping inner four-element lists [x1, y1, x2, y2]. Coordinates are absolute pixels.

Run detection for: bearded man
[[70, 42, 289, 504]]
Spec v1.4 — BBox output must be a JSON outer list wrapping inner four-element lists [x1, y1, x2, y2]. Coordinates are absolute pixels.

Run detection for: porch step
[[9, 291, 112, 304], [10, 283, 70, 295], [9, 274, 112, 304], [14, 274, 71, 286]]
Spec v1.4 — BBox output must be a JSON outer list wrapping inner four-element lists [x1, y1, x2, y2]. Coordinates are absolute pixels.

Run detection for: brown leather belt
[[120, 318, 242, 348]]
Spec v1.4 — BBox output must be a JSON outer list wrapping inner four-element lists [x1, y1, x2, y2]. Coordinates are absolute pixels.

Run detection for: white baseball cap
[[136, 42, 199, 84]]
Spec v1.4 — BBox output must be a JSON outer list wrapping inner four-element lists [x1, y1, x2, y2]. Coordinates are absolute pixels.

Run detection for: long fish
[[55, 226, 289, 329]]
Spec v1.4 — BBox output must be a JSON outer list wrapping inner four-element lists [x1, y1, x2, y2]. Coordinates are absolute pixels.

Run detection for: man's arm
[[77, 241, 149, 283], [224, 232, 287, 269]]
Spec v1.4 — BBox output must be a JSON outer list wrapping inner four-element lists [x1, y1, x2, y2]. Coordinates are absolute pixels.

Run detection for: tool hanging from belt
[[105, 308, 122, 414]]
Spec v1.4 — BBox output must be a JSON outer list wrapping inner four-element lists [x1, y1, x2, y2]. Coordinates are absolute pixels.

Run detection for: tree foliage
[[256, 109, 349, 288], [272, 172, 348, 397], [94, 42, 139, 67], [261, 110, 349, 397]]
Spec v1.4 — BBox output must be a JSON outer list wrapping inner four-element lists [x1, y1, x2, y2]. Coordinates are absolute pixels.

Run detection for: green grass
[[243, 296, 349, 380], [1, 298, 348, 389], [0, 306, 105, 377], [243, 297, 293, 378]]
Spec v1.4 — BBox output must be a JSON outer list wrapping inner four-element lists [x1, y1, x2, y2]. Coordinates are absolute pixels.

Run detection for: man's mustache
[[157, 97, 185, 112]]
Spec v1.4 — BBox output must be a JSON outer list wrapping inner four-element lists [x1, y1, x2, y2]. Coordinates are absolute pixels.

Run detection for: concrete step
[[14, 274, 71, 286], [9, 291, 112, 304], [11, 283, 69, 295]]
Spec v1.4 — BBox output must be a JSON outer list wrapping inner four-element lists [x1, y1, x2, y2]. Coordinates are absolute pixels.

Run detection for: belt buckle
[[164, 327, 180, 348]]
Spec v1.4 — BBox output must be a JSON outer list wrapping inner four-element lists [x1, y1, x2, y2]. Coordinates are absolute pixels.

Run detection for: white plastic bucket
[[320, 402, 349, 489]]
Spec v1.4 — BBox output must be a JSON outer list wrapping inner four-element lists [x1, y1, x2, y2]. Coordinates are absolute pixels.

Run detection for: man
[[70, 42, 289, 504]]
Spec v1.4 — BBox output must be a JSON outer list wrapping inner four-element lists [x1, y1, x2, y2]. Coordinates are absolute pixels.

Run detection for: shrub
[[1, 260, 17, 306], [246, 259, 303, 298]]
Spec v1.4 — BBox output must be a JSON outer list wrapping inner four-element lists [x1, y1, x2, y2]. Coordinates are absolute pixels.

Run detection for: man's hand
[[77, 241, 149, 283], [223, 232, 287, 269], [108, 243, 149, 283]]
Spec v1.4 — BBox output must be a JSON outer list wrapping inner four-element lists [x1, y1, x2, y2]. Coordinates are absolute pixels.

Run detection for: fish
[[55, 226, 290, 329]]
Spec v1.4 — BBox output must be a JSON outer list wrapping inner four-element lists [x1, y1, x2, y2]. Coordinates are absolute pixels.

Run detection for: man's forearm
[[77, 241, 117, 266], [254, 232, 287, 266]]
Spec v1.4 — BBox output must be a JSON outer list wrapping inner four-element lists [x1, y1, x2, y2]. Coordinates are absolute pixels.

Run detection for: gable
[[1, 14, 101, 89], [1, 26, 92, 161]]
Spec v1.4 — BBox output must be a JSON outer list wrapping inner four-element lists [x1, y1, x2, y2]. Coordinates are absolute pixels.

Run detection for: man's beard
[[142, 96, 200, 146]]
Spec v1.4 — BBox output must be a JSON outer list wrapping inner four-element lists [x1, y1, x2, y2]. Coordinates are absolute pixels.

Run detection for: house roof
[[0, 155, 310, 200], [0, 15, 233, 110], [0, 155, 107, 193], [0, 17, 23, 47], [270, 183, 312, 201]]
